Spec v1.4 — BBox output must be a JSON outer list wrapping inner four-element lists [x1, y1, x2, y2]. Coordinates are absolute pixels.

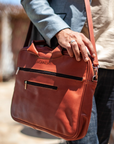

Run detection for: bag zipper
[[24, 81, 57, 90], [16, 67, 83, 81]]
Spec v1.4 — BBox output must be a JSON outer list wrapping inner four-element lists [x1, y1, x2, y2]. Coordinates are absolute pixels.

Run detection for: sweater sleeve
[[21, 0, 70, 46]]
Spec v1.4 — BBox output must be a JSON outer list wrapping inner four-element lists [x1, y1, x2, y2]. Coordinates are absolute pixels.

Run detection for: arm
[[21, 0, 95, 61], [21, 0, 70, 46]]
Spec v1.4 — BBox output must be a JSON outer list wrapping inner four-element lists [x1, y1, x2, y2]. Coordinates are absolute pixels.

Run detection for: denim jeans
[[67, 97, 99, 144]]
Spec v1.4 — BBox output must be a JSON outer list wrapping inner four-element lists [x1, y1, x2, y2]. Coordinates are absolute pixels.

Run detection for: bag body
[[11, 40, 97, 141], [11, 0, 99, 141]]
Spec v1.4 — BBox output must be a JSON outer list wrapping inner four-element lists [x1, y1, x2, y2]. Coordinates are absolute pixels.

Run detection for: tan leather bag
[[11, 0, 99, 141]]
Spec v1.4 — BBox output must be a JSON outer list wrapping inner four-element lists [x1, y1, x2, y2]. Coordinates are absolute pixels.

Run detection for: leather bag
[[11, 0, 99, 141]]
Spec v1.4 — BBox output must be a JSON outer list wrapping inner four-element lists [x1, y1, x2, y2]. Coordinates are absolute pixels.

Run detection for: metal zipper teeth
[[17, 67, 83, 81], [24, 81, 57, 90]]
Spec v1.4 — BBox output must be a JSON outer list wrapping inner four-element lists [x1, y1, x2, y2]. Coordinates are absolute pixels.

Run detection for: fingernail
[[85, 57, 89, 62], [77, 58, 81, 61], [92, 53, 96, 57]]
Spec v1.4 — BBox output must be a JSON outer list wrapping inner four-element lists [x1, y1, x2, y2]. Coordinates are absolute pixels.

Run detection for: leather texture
[[11, 0, 98, 141], [11, 41, 97, 141]]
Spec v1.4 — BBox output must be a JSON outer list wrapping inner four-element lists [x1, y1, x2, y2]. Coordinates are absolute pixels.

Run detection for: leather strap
[[84, 0, 98, 66], [24, 0, 99, 66], [24, 21, 33, 48]]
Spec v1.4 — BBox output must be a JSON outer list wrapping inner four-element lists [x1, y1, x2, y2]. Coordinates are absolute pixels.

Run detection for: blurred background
[[0, 0, 29, 81], [0, 0, 114, 144], [0, 0, 65, 143]]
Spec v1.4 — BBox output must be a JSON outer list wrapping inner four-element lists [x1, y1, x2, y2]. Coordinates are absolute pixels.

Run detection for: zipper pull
[[25, 81, 27, 90], [16, 67, 20, 75]]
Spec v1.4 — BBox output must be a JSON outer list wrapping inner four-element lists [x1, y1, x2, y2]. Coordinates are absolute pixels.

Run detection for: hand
[[56, 29, 96, 62]]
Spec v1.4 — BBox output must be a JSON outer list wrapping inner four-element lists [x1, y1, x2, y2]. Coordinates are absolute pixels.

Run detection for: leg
[[95, 68, 114, 144], [67, 96, 99, 144]]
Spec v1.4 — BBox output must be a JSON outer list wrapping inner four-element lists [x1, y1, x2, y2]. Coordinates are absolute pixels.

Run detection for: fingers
[[66, 43, 74, 57], [72, 33, 96, 62], [71, 40, 89, 62], [65, 39, 90, 62], [80, 33, 96, 58], [66, 38, 95, 62], [55, 29, 96, 62], [78, 41, 89, 62], [71, 41, 81, 61]]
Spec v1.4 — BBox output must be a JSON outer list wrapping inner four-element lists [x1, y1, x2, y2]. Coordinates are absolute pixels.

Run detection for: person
[[69, 0, 114, 143], [81, 0, 114, 143], [21, 0, 114, 144]]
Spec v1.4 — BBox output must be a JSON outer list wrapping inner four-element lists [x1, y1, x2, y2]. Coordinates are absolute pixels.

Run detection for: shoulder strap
[[84, 0, 98, 66], [24, 21, 33, 48], [24, 0, 99, 66]]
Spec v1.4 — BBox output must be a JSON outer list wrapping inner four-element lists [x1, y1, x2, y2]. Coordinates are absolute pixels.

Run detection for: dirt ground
[[0, 79, 114, 144]]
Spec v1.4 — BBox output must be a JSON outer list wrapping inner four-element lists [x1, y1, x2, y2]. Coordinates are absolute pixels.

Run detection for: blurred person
[[20, 0, 114, 144]]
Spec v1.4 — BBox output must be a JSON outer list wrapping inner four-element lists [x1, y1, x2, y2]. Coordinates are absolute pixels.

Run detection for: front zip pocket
[[16, 67, 83, 81], [24, 81, 58, 90]]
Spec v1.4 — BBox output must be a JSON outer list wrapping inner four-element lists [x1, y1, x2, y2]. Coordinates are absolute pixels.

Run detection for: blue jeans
[[68, 97, 99, 144]]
